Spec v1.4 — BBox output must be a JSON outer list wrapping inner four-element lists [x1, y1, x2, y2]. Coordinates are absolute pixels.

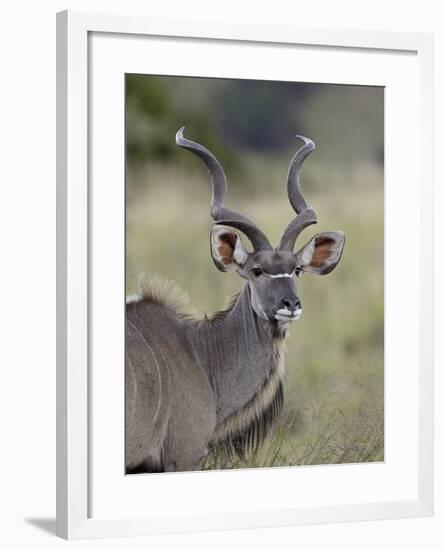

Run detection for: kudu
[[126, 128, 345, 473]]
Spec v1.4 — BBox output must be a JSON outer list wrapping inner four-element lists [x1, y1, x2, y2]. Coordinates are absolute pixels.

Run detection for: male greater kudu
[[125, 128, 345, 473]]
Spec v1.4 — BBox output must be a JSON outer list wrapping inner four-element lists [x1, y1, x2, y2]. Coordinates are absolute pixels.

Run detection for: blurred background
[[126, 75, 384, 468]]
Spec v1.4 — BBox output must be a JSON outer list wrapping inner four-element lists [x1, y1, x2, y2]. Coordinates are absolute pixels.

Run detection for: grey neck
[[186, 284, 284, 425]]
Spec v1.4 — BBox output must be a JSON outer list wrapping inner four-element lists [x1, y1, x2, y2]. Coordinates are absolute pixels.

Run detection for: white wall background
[[0, 1, 442, 548]]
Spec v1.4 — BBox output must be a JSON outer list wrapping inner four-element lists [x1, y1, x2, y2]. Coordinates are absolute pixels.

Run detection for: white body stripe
[[126, 294, 142, 304]]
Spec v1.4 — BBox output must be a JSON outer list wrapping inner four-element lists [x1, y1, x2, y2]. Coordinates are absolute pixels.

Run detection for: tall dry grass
[[126, 158, 384, 468]]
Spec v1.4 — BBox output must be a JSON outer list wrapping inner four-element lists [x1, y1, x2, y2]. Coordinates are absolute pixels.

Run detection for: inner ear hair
[[311, 235, 337, 268], [217, 231, 237, 265], [296, 231, 345, 276], [211, 225, 249, 272]]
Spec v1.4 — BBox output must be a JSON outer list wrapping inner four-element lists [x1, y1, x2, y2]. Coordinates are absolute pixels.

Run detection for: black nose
[[282, 297, 301, 311]]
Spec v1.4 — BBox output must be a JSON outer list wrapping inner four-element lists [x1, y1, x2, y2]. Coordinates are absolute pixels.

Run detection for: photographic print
[[125, 75, 384, 474]]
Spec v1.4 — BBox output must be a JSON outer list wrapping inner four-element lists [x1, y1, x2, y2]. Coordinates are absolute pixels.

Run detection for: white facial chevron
[[264, 272, 294, 278]]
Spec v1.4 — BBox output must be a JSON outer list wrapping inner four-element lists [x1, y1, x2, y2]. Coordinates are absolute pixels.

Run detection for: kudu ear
[[295, 231, 345, 275], [210, 226, 248, 272]]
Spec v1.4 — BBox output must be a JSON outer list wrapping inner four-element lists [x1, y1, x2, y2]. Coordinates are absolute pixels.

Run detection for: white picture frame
[[56, 10, 434, 540]]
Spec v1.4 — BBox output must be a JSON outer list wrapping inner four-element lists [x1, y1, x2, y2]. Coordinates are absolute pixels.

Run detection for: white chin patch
[[274, 308, 302, 323]]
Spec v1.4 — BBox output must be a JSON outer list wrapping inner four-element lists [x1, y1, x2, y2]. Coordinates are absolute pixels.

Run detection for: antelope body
[[126, 129, 345, 473]]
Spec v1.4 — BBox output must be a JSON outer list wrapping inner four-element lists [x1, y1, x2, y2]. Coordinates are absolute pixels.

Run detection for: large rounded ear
[[210, 226, 248, 272], [295, 231, 345, 275]]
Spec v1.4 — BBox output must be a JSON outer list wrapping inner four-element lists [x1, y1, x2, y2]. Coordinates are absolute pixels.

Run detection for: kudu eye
[[295, 266, 302, 276], [252, 268, 263, 277]]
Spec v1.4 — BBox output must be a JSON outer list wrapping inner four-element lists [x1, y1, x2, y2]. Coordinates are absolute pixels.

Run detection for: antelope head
[[176, 128, 345, 325]]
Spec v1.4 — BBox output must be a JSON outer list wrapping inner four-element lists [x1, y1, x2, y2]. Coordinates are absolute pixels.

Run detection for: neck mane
[[186, 284, 288, 458]]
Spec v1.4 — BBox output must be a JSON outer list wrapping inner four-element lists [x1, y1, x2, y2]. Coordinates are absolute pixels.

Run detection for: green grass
[[126, 158, 384, 468]]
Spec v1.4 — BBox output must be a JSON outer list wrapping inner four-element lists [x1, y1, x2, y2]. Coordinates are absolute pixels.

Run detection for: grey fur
[[125, 131, 345, 473]]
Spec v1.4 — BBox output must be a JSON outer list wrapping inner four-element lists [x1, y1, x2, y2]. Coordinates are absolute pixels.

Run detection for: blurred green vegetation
[[126, 75, 384, 468]]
